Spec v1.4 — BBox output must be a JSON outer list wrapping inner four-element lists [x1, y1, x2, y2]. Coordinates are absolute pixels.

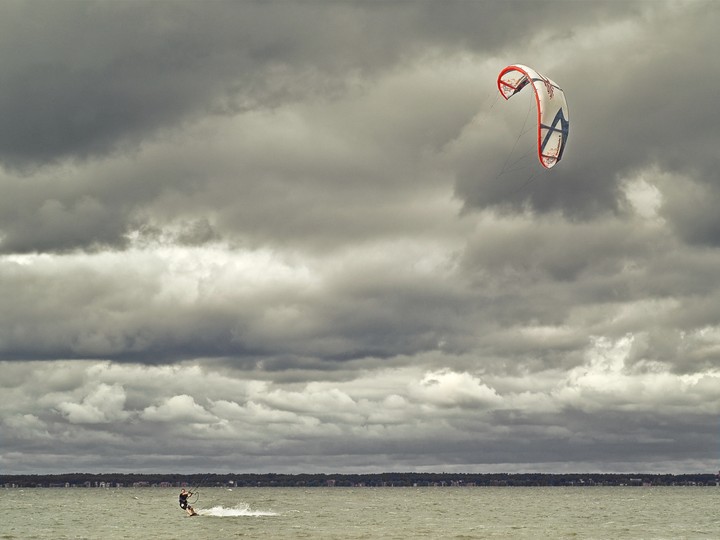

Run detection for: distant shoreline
[[3, 472, 719, 488]]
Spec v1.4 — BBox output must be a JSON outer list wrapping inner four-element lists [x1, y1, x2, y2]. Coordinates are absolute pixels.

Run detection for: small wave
[[197, 504, 278, 517]]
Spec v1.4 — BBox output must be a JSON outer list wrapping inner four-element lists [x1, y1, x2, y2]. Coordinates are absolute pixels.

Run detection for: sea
[[2, 486, 718, 539]]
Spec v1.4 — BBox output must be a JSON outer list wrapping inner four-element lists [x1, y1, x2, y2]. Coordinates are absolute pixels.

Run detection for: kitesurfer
[[178, 488, 196, 516]]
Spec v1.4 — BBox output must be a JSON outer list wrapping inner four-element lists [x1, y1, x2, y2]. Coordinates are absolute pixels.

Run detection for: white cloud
[[142, 394, 216, 424], [412, 369, 501, 408], [621, 170, 664, 221], [56, 383, 129, 424]]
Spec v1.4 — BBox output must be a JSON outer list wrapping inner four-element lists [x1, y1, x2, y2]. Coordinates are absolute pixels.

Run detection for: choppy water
[[2, 486, 719, 539]]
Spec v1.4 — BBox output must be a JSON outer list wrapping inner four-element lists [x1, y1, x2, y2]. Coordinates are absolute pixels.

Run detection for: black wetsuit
[[179, 492, 190, 510]]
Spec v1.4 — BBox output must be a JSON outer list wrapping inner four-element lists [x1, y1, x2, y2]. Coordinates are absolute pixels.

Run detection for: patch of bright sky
[[622, 169, 664, 220]]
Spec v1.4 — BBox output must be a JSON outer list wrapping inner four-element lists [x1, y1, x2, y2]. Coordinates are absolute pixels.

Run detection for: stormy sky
[[2, 0, 719, 475]]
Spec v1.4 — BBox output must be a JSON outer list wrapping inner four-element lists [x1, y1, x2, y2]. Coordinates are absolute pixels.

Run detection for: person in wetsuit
[[178, 488, 195, 515]]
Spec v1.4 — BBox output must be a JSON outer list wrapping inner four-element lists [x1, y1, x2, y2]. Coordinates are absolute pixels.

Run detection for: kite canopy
[[497, 64, 569, 169]]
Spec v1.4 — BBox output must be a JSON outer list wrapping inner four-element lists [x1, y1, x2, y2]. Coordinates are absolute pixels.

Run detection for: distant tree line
[[2, 472, 719, 488]]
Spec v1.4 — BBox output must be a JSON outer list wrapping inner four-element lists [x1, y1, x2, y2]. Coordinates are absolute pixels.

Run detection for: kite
[[497, 64, 569, 169]]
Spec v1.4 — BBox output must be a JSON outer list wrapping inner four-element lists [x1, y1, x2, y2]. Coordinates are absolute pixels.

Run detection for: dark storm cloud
[[0, 0, 650, 253], [0, 0, 638, 168]]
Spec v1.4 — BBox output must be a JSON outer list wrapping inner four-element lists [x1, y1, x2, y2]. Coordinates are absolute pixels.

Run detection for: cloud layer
[[1, 0, 719, 474]]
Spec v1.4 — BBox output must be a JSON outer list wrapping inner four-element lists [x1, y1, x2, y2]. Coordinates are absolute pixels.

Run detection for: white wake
[[197, 503, 278, 517]]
